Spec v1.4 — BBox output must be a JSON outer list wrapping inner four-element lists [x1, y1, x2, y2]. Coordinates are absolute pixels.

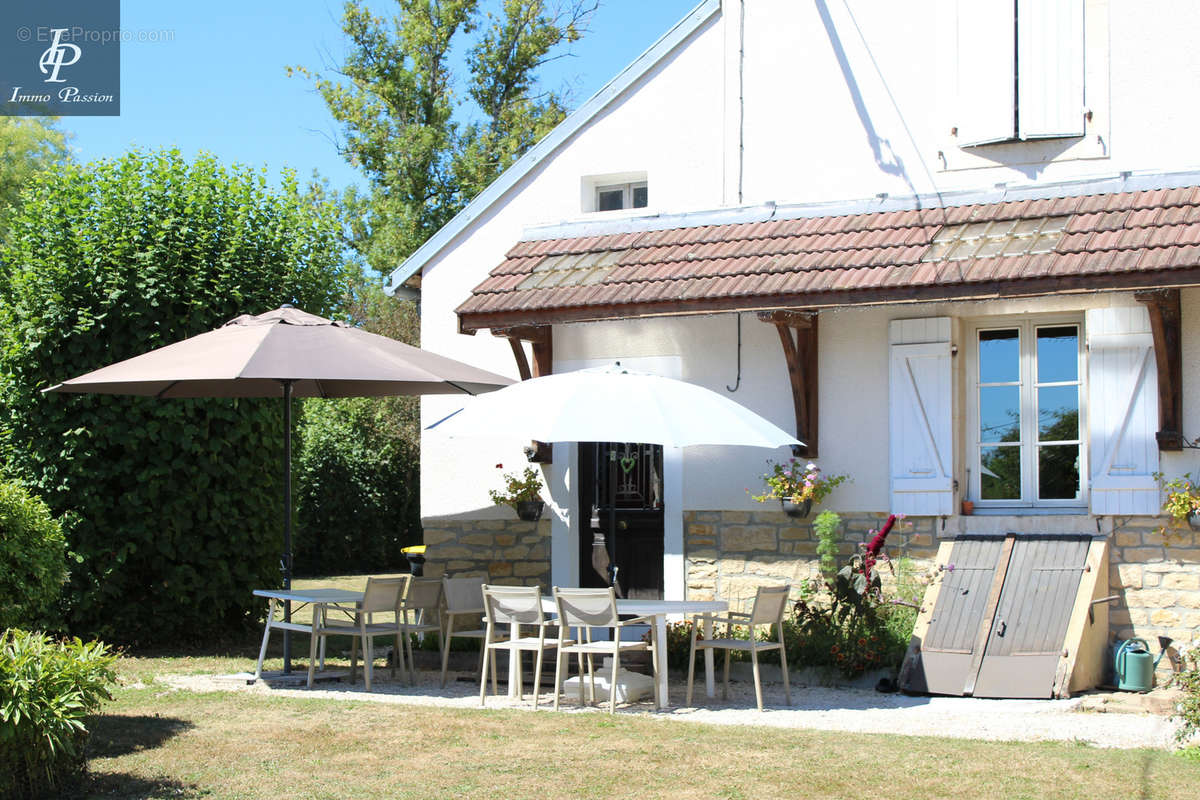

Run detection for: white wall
[[735, 0, 1200, 203], [419, 0, 1200, 521]]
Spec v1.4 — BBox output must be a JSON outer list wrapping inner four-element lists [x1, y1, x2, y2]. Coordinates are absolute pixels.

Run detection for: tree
[[292, 0, 593, 273], [0, 117, 70, 240], [0, 148, 349, 644]]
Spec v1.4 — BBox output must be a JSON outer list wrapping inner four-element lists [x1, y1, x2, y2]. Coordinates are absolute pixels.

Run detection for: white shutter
[[1087, 307, 1160, 515], [1017, 0, 1085, 139], [890, 319, 954, 516], [955, 0, 1016, 146]]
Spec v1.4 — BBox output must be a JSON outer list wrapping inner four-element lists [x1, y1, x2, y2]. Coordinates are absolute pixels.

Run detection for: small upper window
[[596, 182, 648, 212]]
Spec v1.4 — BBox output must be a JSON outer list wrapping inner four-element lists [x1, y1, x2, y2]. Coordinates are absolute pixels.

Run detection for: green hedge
[[0, 482, 66, 631], [0, 149, 347, 644], [0, 629, 117, 799], [294, 396, 420, 574]]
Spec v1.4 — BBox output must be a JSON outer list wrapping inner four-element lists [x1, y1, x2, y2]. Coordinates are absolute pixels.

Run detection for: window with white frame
[[954, 0, 1085, 146], [595, 181, 648, 212], [968, 318, 1085, 507]]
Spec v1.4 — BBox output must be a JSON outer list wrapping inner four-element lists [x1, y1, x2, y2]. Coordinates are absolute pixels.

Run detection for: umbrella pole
[[282, 380, 294, 674]]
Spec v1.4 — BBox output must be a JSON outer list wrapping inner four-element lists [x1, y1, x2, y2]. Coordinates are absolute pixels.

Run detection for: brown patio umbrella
[[46, 305, 513, 670]]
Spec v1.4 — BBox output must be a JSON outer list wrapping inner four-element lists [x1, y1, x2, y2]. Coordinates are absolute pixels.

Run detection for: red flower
[[495, 463, 503, 469]]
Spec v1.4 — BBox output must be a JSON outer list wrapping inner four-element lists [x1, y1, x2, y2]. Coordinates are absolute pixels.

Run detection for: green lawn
[[80, 574, 1200, 799], [85, 685, 1200, 800]]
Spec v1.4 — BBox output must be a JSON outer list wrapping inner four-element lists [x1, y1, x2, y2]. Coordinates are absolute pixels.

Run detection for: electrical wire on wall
[[726, 312, 742, 392]]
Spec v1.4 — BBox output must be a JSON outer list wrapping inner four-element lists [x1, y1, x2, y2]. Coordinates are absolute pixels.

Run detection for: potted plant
[[750, 458, 848, 518], [489, 464, 545, 521], [1156, 471, 1200, 532]]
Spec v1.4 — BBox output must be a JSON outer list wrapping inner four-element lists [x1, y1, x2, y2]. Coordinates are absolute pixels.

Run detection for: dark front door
[[578, 442, 664, 600]]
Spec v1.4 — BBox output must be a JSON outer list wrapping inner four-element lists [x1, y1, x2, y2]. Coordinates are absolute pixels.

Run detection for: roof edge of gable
[[384, 0, 722, 295]]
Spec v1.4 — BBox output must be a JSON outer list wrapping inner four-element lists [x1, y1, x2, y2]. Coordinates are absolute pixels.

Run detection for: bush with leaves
[[1175, 643, 1200, 751], [0, 148, 348, 644], [786, 515, 918, 678], [293, 395, 420, 574], [0, 629, 117, 799], [0, 481, 67, 632]]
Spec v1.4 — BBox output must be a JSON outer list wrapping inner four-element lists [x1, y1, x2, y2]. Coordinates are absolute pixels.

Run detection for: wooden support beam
[[493, 325, 553, 463], [1135, 289, 1183, 451], [760, 311, 818, 457], [507, 337, 532, 381]]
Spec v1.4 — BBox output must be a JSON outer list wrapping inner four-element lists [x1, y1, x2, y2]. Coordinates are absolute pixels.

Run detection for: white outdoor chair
[[441, 575, 501, 690], [398, 577, 444, 684], [686, 584, 792, 711], [480, 584, 570, 709], [552, 586, 659, 714], [307, 576, 407, 692]]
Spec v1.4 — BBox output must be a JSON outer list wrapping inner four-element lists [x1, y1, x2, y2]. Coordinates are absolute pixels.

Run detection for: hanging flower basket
[[515, 500, 545, 522], [749, 458, 848, 517], [489, 464, 545, 522], [780, 498, 813, 518]]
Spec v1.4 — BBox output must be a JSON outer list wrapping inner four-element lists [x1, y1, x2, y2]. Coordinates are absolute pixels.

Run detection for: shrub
[[293, 396, 420, 574], [1175, 643, 1200, 750], [0, 149, 348, 644], [812, 510, 841, 583], [787, 514, 918, 678], [0, 483, 67, 631], [0, 629, 117, 799]]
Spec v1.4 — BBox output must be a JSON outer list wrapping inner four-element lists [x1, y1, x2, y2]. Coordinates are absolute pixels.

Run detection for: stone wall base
[[684, 509, 940, 610], [420, 517, 550, 586]]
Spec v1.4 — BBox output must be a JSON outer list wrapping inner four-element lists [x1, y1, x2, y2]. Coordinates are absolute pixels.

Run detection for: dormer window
[[597, 181, 648, 211], [582, 172, 649, 213]]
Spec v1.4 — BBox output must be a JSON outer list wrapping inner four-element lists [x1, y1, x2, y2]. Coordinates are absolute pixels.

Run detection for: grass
[[85, 688, 1200, 800], [79, 574, 1200, 799]]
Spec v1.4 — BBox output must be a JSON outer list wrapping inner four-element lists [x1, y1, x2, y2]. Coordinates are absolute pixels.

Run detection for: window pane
[[1038, 444, 1080, 500], [598, 189, 624, 211], [981, 446, 1021, 500], [980, 385, 1020, 443], [632, 185, 648, 208], [1037, 326, 1078, 383], [1038, 385, 1079, 441], [979, 329, 1019, 383]]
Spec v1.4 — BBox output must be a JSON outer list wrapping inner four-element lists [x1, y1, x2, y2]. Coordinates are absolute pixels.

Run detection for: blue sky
[[67, 1, 700, 191]]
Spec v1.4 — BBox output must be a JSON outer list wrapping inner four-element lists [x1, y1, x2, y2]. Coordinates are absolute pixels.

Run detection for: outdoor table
[[504, 597, 729, 709], [252, 587, 364, 678]]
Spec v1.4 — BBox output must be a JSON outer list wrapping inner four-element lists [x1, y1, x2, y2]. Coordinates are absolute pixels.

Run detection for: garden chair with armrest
[[686, 583, 792, 711]]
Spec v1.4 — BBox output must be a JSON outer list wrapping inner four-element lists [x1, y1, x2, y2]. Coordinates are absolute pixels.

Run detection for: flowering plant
[[750, 458, 848, 505], [1155, 472, 1200, 528], [487, 464, 543, 507]]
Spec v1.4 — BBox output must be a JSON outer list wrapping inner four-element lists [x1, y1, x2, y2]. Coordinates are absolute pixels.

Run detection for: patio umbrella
[[46, 305, 514, 670], [428, 362, 801, 449], [428, 362, 801, 591]]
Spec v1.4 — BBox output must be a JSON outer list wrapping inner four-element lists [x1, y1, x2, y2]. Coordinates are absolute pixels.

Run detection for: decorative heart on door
[[620, 455, 638, 474]]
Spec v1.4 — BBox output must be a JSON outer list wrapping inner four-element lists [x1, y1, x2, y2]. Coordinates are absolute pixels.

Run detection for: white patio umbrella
[[428, 362, 802, 449], [428, 362, 801, 592]]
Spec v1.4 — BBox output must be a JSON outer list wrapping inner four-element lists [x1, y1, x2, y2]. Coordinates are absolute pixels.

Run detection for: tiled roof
[[456, 184, 1200, 331]]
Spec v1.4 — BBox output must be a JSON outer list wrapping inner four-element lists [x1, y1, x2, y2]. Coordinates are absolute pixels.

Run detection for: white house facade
[[392, 0, 1200, 692]]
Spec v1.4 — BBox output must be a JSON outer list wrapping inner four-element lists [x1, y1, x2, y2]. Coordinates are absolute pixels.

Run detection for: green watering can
[[1114, 638, 1169, 692]]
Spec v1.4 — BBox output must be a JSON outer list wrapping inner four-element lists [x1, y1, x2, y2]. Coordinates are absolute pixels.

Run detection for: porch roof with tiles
[[457, 178, 1200, 332]]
